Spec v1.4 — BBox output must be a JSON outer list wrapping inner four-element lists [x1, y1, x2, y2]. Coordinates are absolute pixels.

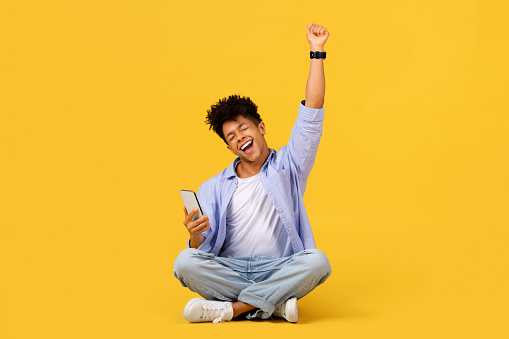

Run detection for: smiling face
[[222, 115, 270, 167]]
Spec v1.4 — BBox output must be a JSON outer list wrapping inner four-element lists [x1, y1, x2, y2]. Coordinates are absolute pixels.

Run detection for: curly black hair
[[205, 94, 262, 144]]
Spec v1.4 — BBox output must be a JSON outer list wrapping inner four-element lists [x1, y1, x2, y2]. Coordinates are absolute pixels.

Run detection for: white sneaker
[[183, 298, 234, 323], [273, 297, 298, 323]]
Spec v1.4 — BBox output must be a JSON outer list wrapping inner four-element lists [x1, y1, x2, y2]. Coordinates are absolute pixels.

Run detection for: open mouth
[[240, 140, 254, 154]]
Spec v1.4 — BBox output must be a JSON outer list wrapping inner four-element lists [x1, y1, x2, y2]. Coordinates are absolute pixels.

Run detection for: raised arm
[[305, 22, 329, 109]]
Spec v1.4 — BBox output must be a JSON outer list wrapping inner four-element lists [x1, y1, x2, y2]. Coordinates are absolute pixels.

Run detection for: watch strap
[[310, 51, 326, 59]]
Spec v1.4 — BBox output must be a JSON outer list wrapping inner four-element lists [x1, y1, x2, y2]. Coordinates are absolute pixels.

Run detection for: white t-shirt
[[220, 172, 293, 258]]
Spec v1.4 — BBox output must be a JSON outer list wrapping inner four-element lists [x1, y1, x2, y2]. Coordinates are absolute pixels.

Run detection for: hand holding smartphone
[[180, 190, 209, 249]]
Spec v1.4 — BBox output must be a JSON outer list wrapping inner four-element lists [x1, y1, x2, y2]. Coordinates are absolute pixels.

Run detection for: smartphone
[[180, 190, 204, 221]]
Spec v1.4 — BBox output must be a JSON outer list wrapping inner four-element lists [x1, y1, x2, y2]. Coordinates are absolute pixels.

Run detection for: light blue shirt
[[193, 100, 325, 256]]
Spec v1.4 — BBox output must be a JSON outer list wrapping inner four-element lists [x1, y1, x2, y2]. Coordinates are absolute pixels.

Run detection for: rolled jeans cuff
[[237, 293, 275, 319]]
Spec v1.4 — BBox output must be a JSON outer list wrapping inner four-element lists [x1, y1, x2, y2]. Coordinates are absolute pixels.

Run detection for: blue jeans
[[173, 248, 332, 319]]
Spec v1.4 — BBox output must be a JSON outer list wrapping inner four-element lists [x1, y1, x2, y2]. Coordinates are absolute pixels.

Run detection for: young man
[[173, 22, 331, 323]]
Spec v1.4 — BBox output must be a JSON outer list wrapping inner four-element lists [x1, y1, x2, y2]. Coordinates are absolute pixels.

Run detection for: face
[[222, 115, 269, 164]]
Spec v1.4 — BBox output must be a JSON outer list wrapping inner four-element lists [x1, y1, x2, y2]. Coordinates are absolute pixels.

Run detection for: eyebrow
[[226, 123, 247, 138]]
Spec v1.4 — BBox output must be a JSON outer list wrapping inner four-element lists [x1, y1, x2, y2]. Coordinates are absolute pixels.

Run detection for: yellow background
[[1, 0, 508, 338]]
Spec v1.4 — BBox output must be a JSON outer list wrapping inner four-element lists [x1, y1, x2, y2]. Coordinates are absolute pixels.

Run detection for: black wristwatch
[[310, 51, 326, 59]]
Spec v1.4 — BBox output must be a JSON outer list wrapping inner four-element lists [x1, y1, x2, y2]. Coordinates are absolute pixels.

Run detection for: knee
[[300, 249, 332, 277], [173, 248, 213, 278]]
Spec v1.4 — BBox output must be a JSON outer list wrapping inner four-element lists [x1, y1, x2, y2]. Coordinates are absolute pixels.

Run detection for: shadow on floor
[[295, 259, 426, 324]]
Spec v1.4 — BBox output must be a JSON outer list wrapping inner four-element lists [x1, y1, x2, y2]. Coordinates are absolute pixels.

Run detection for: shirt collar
[[224, 149, 276, 179]]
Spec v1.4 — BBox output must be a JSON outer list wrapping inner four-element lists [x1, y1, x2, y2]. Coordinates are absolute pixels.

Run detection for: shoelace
[[201, 303, 232, 324]]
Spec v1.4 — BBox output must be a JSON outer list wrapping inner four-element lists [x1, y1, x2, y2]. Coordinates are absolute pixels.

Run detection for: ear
[[226, 144, 234, 153], [258, 122, 266, 135]]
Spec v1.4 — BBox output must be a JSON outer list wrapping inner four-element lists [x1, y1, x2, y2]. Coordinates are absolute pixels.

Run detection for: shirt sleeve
[[285, 100, 325, 181]]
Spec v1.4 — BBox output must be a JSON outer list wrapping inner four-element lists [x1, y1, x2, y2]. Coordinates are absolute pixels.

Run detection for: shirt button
[[268, 191, 272, 195], [293, 244, 298, 248], [287, 228, 291, 232], [278, 209, 282, 213]]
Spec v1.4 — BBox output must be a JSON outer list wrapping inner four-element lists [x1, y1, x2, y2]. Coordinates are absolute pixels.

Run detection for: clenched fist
[[306, 22, 329, 50]]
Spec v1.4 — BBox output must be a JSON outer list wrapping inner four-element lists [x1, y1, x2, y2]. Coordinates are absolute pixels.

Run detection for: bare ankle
[[232, 301, 256, 318]]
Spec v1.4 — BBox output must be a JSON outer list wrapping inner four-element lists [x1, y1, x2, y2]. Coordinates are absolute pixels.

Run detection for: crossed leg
[[173, 248, 331, 319]]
